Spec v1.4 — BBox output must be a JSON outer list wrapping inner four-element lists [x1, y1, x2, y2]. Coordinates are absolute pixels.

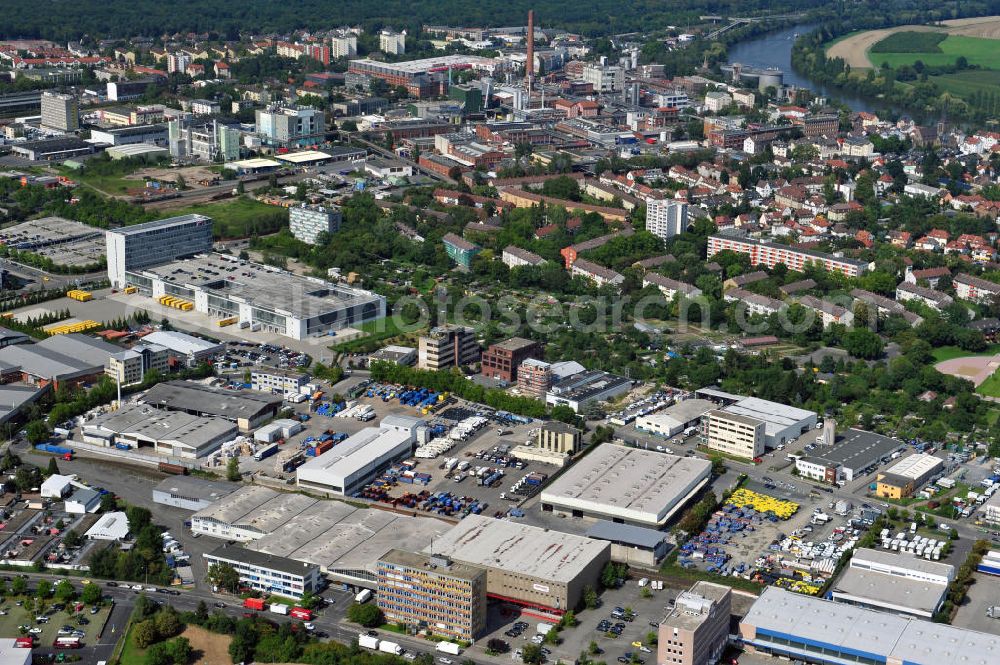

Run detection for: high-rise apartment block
[[376, 550, 487, 640], [40, 92, 79, 132], [331, 33, 358, 59], [289, 204, 342, 245], [646, 200, 688, 240], [380, 30, 407, 55], [418, 325, 480, 370]]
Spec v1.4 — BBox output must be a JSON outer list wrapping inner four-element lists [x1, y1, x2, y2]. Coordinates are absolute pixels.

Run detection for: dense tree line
[[1, 0, 830, 41]]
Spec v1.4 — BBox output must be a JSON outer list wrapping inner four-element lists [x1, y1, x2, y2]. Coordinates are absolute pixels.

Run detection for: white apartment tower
[[646, 199, 688, 240]]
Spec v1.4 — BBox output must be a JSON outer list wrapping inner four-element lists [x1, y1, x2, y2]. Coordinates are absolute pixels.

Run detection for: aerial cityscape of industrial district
[[4, 4, 1000, 665]]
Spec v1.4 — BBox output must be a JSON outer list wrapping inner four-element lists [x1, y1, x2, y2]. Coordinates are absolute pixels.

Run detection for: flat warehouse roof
[[142, 381, 282, 420], [276, 151, 333, 164], [296, 426, 412, 485], [883, 453, 943, 480], [87, 403, 236, 448], [744, 587, 1000, 665], [721, 395, 815, 437], [831, 568, 946, 615], [813, 428, 904, 470], [136, 253, 383, 321], [250, 502, 448, 574], [540, 444, 711, 524], [428, 514, 608, 584], [193, 485, 316, 534]]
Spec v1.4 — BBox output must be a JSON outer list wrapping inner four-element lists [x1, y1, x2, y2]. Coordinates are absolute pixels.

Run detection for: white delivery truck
[[269, 604, 289, 615], [379, 641, 403, 656], [355, 589, 373, 603], [359, 634, 380, 650], [436, 642, 461, 655]]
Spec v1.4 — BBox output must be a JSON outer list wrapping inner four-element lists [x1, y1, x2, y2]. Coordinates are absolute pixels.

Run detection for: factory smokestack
[[526, 10, 535, 95]]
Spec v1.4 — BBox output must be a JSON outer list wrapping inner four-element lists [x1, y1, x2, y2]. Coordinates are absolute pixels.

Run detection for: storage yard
[[677, 487, 860, 596]]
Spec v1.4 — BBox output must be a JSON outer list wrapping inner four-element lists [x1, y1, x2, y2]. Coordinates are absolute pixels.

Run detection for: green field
[[928, 68, 1000, 96], [978, 372, 1000, 397], [870, 31, 946, 53], [931, 343, 1000, 363], [870, 34, 1000, 69], [159, 198, 288, 239]]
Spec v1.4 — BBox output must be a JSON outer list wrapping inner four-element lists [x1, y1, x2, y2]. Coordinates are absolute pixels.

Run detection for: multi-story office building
[[704, 409, 764, 459], [204, 544, 322, 600], [376, 550, 487, 640], [481, 337, 541, 383], [251, 369, 310, 396], [255, 107, 326, 148], [418, 325, 480, 370], [105, 343, 170, 386], [707, 234, 867, 278], [106, 214, 214, 286], [646, 200, 688, 240], [537, 421, 582, 455], [582, 64, 624, 93], [40, 92, 79, 132], [517, 358, 552, 398], [289, 204, 342, 245], [331, 33, 358, 59], [380, 30, 407, 55], [657, 582, 732, 665]]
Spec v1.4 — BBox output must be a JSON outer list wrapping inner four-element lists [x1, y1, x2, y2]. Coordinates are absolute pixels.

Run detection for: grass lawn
[[977, 372, 1000, 397], [931, 343, 1000, 362], [159, 198, 288, 239], [117, 619, 146, 665], [870, 35, 1000, 69], [66, 172, 138, 195]]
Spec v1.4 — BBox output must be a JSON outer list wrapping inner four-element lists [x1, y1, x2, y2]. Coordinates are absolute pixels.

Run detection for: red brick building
[[481, 337, 542, 383]]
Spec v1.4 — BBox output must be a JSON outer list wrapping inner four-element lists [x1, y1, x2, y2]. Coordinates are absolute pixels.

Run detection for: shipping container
[[243, 598, 266, 611], [254, 443, 279, 461], [158, 462, 187, 475], [359, 634, 380, 650], [269, 603, 289, 615]]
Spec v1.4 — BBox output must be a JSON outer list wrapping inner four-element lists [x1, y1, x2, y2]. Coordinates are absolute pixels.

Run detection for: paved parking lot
[[952, 572, 1000, 635], [467, 581, 678, 665]]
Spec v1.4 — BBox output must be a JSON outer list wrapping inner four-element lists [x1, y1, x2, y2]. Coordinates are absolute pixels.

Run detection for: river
[[726, 23, 875, 112]]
